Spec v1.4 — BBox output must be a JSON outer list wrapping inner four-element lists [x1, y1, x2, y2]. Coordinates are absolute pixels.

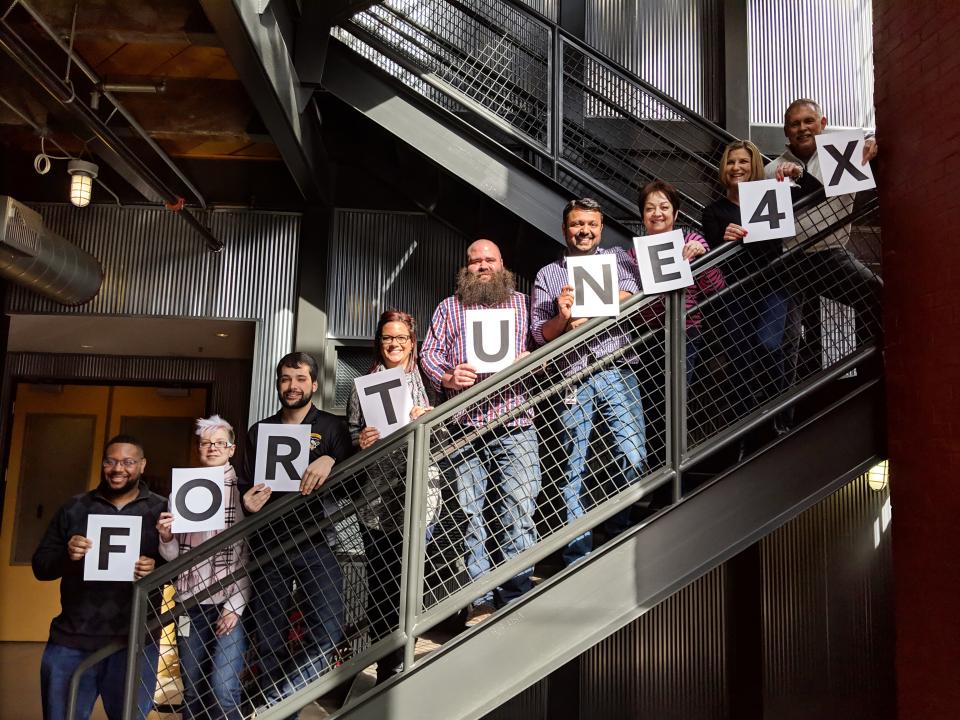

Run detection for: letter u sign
[[465, 308, 517, 372]]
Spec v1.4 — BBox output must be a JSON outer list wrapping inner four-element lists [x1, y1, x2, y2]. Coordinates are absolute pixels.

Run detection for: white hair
[[195, 414, 235, 444]]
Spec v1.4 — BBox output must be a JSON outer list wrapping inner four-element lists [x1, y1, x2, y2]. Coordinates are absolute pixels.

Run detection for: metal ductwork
[[0, 196, 103, 306]]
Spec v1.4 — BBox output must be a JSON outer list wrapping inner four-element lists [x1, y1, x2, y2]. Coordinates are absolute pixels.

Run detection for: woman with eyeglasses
[[346, 309, 437, 684], [156, 415, 249, 720]]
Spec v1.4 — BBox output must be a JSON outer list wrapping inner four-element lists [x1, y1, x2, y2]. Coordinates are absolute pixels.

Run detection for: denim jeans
[[722, 289, 789, 419], [251, 542, 344, 718], [560, 366, 647, 566], [178, 603, 247, 720], [451, 424, 542, 607], [40, 641, 159, 720]]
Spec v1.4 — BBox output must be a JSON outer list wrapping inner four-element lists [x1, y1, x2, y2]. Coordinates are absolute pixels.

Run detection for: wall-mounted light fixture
[[67, 159, 98, 207]]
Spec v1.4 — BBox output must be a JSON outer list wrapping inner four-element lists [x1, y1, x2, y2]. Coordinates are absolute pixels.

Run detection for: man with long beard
[[421, 239, 541, 624], [32, 434, 165, 720], [239, 352, 352, 717]]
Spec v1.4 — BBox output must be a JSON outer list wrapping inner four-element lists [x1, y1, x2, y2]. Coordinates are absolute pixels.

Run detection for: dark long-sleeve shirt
[[32, 485, 166, 650]]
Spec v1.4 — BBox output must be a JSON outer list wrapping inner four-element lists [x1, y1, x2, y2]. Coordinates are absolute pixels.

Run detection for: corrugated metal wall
[[749, 0, 875, 129], [761, 469, 894, 719], [4, 204, 300, 423], [581, 566, 728, 720], [325, 209, 472, 340], [585, 0, 725, 122]]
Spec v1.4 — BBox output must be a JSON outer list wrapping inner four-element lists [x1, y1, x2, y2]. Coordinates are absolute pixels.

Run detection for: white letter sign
[[170, 465, 225, 533], [566, 254, 620, 317], [254, 423, 310, 492], [354, 366, 414, 439], [633, 230, 694, 294], [84, 515, 141, 582], [738, 178, 796, 242], [816, 130, 876, 197], [465, 308, 516, 373]]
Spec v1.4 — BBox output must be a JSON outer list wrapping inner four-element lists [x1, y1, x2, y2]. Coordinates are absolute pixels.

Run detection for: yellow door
[[0, 384, 207, 642]]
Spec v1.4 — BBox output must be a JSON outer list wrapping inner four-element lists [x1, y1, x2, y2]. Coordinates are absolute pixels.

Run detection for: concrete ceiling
[[7, 314, 256, 358]]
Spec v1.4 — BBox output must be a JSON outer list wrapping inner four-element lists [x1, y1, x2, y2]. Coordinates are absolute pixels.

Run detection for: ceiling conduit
[[0, 8, 224, 252], [0, 196, 103, 306]]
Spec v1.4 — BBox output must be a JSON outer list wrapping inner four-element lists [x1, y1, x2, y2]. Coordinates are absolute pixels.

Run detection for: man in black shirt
[[32, 434, 165, 720], [240, 352, 352, 715]]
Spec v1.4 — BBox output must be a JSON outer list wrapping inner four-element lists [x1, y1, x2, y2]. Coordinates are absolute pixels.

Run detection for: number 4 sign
[[738, 179, 796, 243]]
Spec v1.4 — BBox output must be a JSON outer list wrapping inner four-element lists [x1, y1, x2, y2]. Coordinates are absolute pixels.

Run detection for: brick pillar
[[873, 2, 960, 717]]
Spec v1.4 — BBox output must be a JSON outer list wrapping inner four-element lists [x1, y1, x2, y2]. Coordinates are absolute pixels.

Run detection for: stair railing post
[[666, 291, 687, 503], [399, 423, 429, 670], [549, 25, 562, 178], [121, 583, 148, 720]]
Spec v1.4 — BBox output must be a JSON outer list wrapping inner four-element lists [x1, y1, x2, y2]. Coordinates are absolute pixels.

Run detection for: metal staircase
[[65, 3, 886, 718]]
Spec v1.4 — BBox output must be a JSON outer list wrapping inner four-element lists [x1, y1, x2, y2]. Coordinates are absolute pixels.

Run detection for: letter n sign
[[738, 179, 796, 242], [254, 423, 310, 492], [84, 515, 141, 581], [816, 130, 876, 197], [567, 254, 620, 317], [465, 308, 516, 373], [170, 465, 226, 533]]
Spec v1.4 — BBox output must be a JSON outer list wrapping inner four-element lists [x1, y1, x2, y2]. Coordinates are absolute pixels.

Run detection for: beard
[[99, 474, 141, 499], [456, 267, 516, 306], [279, 387, 314, 410]]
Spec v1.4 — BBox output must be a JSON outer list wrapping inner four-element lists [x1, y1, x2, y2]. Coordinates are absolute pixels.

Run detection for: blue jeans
[[451, 424, 542, 607], [560, 367, 647, 566], [40, 641, 159, 720], [723, 289, 789, 419], [251, 542, 344, 718], [178, 603, 247, 720]]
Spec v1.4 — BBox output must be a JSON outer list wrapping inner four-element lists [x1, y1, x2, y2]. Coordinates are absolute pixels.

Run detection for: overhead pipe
[[0, 23, 224, 252], [13, 0, 208, 210], [0, 195, 104, 305]]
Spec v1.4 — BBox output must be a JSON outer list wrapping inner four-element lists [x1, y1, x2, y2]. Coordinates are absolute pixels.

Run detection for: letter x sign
[[816, 130, 876, 197]]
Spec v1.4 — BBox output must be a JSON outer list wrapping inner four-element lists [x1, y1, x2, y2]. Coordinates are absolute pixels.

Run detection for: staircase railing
[[96, 179, 883, 718], [331, 0, 738, 228]]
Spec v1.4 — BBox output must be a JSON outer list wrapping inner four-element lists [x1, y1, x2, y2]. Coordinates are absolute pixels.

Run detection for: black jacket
[[31, 484, 166, 650]]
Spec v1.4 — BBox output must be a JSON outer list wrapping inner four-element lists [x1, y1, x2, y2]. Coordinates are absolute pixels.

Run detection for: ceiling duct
[[0, 196, 103, 306]]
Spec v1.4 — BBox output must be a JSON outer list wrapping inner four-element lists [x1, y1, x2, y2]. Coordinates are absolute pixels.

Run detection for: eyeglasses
[[199, 440, 233, 450], [102, 458, 141, 469], [380, 335, 411, 345]]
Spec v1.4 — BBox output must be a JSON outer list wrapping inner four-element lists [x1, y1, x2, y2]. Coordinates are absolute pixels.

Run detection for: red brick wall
[[873, 1, 960, 717]]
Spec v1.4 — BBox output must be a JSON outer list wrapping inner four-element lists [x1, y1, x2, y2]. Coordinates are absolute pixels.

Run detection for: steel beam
[[201, 0, 330, 204], [324, 41, 635, 247]]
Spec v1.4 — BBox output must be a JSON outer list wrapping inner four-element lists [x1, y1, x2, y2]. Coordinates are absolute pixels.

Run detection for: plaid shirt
[[530, 246, 641, 373], [420, 291, 533, 427]]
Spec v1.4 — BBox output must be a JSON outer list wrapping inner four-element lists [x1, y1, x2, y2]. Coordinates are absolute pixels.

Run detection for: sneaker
[[465, 602, 496, 627]]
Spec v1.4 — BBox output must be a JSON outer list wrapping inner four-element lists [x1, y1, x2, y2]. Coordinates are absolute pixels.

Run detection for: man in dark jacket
[[239, 352, 352, 716], [32, 434, 165, 720]]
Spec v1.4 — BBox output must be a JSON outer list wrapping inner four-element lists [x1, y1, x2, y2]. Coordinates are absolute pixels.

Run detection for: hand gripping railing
[[96, 188, 881, 719], [332, 0, 738, 227]]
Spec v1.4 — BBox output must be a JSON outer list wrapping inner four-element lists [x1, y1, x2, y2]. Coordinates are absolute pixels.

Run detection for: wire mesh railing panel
[[560, 41, 729, 219], [137, 442, 414, 719], [341, 0, 552, 147], [685, 197, 882, 450], [421, 309, 670, 610]]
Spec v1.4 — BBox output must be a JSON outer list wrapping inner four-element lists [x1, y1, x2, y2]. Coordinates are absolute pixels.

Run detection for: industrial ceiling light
[[67, 159, 98, 207]]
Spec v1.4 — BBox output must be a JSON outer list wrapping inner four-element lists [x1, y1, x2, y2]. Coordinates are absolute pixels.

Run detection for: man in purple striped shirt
[[531, 198, 647, 567], [421, 239, 540, 621]]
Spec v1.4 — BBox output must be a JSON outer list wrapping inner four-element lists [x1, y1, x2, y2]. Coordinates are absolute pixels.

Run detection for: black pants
[[360, 523, 405, 682]]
